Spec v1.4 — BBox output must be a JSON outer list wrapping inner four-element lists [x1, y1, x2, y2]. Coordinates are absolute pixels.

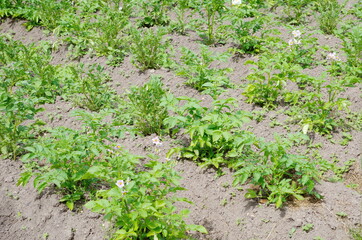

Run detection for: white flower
[[116, 180, 125, 189], [152, 136, 163, 146], [232, 0, 242, 5], [293, 39, 301, 45], [113, 145, 122, 150], [292, 30, 301, 38], [327, 52, 340, 61], [288, 38, 301, 46]]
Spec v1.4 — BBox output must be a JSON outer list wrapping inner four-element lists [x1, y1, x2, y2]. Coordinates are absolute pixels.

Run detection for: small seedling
[[336, 212, 348, 218], [289, 227, 296, 238], [313, 237, 324, 240], [42, 233, 49, 240], [302, 223, 314, 232], [220, 199, 228, 206], [340, 132, 353, 146]]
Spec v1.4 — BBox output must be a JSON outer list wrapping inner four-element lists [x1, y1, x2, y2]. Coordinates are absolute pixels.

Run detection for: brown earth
[[0, 9, 361, 240]]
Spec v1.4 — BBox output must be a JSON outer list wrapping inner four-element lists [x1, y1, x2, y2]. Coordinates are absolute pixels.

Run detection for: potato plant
[[1, 1, 361, 239]]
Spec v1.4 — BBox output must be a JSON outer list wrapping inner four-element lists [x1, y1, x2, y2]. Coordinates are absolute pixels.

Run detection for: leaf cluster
[[177, 45, 232, 99]]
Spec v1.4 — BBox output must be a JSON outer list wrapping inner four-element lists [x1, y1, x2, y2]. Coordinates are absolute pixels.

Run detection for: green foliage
[[227, 5, 265, 54], [243, 55, 305, 108], [177, 45, 232, 99], [138, 0, 173, 27], [59, 64, 116, 111], [86, 160, 207, 239], [0, 35, 61, 102], [350, 227, 362, 240], [316, 0, 343, 35], [285, 31, 318, 68], [2, 0, 356, 221], [166, 97, 254, 169], [302, 223, 314, 232], [242, 32, 319, 108], [127, 76, 169, 135], [18, 124, 132, 209], [286, 74, 352, 135], [170, 0, 193, 34], [0, 91, 43, 160], [0, 35, 59, 159], [192, 0, 228, 44], [277, 0, 316, 25], [129, 27, 172, 71], [234, 135, 321, 208], [166, 97, 322, 207], [2, 0, 74, 30], [18, 109, 206, 238], [92, 8, 130, 65], [341, 25, 362, 69]]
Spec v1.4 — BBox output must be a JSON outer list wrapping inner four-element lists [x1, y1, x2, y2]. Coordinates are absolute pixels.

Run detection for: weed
[[127, 76, 169, 135], [138, 0, 172, 27], [177, 45, 232, 99], [92, 9, 129, 65], [350, 227, 362, 240], [192, 0, 228, 44], [278, 0, 316, 25], [302, 223, 314, 232], [129, 27, 172, 71], [227, 5, 265, 54], [59, 64, 116, 111], [336, 212, 348, 218], [170, 0, 192, 34], [316, 0, 343, 34], [288, 227, 296, 238], [220, 198, 228, 206]]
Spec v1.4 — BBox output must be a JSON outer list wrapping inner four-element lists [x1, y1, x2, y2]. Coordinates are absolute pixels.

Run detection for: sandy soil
[[0, 8, 361, 240]]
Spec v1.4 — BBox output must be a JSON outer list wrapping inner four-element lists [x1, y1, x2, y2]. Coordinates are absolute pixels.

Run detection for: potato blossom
[[116, 180, 125, 189], [152, 136, 163, 146], [292, 30, 301, 38], [288, 38, 301, 46], [326, 52, 340, 61]]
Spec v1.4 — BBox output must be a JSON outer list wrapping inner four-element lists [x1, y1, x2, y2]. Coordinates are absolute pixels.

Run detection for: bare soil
[[0, 14, 361, 240]]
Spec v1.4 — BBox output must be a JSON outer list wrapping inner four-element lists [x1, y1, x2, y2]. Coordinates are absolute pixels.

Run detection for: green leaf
[[66, 201, 74, 211], [81, 165, 105, 180], [212, 131, 222, 142], [187, 224, 208, 234], [275, 196, 283, 208], [1, 146, 8, 155], [84, 199, 110, 212], [245, 189, 257, 199], [293, 194, 304, 201], [139, 209, 148, 218], [302, 124, 309, 134], [182, 152, 195, 159], [147, 221, 160, 230], [17, 171, 32, 186], [222, 131, 232, 141]]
